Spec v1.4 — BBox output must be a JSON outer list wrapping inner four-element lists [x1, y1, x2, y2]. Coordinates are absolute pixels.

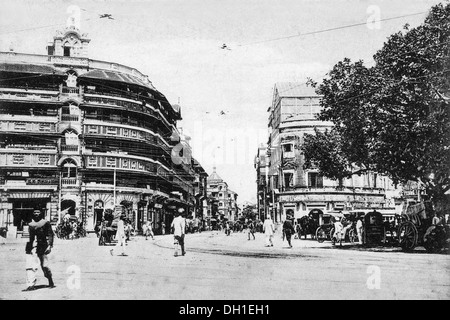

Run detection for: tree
[[302, 3, 450, 213], [242, 204, 257, 220]]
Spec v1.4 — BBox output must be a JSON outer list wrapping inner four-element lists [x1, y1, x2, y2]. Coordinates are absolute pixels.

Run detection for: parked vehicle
[[97, 209, 119, 246], [398, 201, 449, 253], [363, 210, 385, 246], [55, 216, 86, 240], [316, 211, 345, 243]]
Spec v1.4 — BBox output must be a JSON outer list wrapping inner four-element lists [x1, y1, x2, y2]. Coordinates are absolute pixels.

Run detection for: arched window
[[62, 159, 77, 178]]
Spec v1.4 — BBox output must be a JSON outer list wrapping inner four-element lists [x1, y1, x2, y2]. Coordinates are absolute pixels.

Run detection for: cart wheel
[[398, 222, 418, 252], [316, 227, 326, 243], [424, 239, 441, 253], [424, 227, 443, 253]]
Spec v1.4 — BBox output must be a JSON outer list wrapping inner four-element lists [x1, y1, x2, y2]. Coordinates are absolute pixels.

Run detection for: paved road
[[0, 231, 449, 300]]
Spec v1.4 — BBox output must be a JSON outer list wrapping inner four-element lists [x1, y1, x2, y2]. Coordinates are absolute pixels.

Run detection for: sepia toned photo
[[0, 0, 449, 303]]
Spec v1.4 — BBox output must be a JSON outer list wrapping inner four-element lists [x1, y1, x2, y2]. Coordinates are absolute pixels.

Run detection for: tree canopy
[[302, 2, 450, 213]]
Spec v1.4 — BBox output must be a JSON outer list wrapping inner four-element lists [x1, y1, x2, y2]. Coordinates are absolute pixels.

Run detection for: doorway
[[12, 199, 49, 231]]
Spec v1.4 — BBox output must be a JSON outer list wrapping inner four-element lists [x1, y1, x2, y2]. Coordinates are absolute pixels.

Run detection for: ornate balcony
[[0, 88, 60, 103], [61, 178, 78, 186], [60, 114, 79, 122], [60, 145, 79, 152]]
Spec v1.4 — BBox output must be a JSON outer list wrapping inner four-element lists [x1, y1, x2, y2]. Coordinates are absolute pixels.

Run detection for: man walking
[[263, 214, 275, 247], [143, 220, 154, 240], [24, 207, 55, 291], [171, 208, 186, 256], [283, 216, 295, 248], [247, 219, 256, 240], [110, 214, 127, 256]]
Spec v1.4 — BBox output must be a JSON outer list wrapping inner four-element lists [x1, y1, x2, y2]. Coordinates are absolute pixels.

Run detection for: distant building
[[205, 167, 239, 223], [254, 144, 268, 220], [262, 82, 399, 222]]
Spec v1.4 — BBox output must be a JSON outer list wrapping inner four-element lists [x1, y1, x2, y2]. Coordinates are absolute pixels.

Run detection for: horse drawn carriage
[[398, 201, 450, 253], [362, 210, 386, 246], [97, 208, 120, 246], [315, 211, 349, 243]]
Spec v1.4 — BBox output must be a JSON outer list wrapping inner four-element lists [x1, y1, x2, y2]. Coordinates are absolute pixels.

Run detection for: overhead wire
[[237, 11, 429, 47]]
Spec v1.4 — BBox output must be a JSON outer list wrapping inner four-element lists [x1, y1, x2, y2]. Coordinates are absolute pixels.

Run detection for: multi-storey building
[[192, 157, 208, 222], [264, 82, 398, 222], [254, 144, 268, 220], [0, 26, 202, 237], [205, 167, 239, 223]]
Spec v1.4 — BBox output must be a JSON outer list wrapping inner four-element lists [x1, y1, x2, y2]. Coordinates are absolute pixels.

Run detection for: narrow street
[[1, 231, 449, 300]]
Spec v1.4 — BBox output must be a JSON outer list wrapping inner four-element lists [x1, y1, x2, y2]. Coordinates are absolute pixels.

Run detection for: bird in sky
[[99, 14, 114, 20], [219, 110, 227, 115], [220, 43, 231, 50]]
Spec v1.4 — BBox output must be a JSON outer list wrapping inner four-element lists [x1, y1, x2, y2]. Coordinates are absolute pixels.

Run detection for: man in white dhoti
[[263, 214, 275, 247], [110, 215, 127, 256]]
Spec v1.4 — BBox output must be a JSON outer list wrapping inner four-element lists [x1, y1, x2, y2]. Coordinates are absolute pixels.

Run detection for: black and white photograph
[[0, 0, 449, 303]]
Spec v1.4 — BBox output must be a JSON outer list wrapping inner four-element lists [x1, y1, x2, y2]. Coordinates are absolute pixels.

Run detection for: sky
[[0, 0, 445, 204]]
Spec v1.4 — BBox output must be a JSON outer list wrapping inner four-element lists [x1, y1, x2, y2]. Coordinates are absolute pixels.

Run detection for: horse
[[298, 216, 318, 239]]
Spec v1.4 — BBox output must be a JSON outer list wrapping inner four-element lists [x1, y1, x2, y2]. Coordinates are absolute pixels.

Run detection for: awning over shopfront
[[7, 192, 53, 199]]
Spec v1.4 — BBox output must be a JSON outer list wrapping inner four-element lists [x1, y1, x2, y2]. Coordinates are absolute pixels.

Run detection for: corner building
[[266, 83, 398, 222], [0, 26, 197, 236]]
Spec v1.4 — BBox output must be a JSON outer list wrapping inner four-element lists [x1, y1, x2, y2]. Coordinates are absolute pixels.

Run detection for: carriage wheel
[[398, 222, 418, 252], [329, 228, 335, 241], [316, 227, 326, 243], [423, 227, 443, 253], [424, 239, 441, 253]]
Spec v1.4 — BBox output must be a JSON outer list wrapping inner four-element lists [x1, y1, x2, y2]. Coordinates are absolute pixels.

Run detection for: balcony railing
[[60, 145, 79, 152], [61, 178, 78, 186], [61, 86, 81, 95], [282, 151, 295, 158], [61, 114, 79, 122], [279, 185, 386, 194], [84, 93, 174, 129], [0, 89, 60, 102]]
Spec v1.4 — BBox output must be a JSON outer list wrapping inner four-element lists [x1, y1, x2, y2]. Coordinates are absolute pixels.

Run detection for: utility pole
[[113, 166, 117, 206]]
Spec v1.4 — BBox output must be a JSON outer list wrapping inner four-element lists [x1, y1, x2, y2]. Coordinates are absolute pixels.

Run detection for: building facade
[[205, 167, 239, 224], [0, 26, 203, 237], [263, 82, 398, 222], [254, 144, 268, 220]]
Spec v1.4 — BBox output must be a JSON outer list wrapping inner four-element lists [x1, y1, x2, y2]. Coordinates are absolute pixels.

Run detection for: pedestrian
[[125, 218, 133, 242], [63, 211, 71, 224], [333, 216, 344, 246], [283, 215, 295, 248], [143, 220, 154, 240], [356, 217, 364, 245], [225, 221, 231, 236], [110, 215, 127, 256], [247, 219, 256, 240], [263, 214, 275, 247], [161, 221, 166, 235], [432, 212, 443, 226], [23, 207, 55, 291], [171, 208, 186, 256]]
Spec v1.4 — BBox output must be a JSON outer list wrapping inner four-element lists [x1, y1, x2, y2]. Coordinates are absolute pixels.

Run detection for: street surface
[[0, 230, 449, 300]]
